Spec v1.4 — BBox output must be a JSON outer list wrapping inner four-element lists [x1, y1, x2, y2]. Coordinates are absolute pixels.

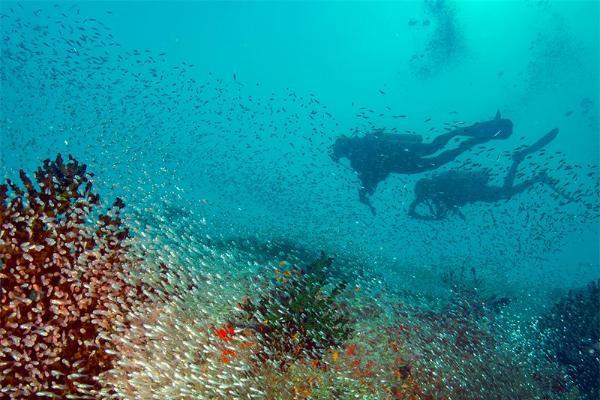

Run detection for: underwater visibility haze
[[1, 1, 599, 399]]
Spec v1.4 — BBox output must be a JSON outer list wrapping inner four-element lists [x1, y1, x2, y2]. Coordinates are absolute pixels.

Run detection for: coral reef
[[0, 154, 144, 399], [99, 232, 581, 399], [233, 252, 353, 371], [1, 155, 586, 400], [540, 280, 600, 400]]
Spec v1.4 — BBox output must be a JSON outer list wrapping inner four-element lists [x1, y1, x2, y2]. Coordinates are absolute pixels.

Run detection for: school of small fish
[[1, 3, 598, 400]]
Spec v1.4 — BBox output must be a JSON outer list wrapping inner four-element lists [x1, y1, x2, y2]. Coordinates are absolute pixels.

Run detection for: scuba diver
[[408, 128, 571, 220], [331, 111, 513, 214]]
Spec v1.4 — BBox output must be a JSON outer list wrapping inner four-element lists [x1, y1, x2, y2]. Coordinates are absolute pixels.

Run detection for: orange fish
[[331, 350, 339, 362]]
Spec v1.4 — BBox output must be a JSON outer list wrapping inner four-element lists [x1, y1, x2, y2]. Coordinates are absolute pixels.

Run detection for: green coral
[[235, 252, 353, 370]]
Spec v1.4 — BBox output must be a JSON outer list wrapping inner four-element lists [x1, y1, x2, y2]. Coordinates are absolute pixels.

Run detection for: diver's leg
[[513, 128, 558, 160], [507, 172, 577, 204], [419, 136, 489, 171], [538, 172, 578, 203], [503, 128, 558, 190], [420, 120, 513, 156], [505, 176, 544, 198], [419, 130, 463, 156]]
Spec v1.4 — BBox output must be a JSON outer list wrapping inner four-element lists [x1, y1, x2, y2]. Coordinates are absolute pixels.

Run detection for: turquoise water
[[1, 1, 598, 399]]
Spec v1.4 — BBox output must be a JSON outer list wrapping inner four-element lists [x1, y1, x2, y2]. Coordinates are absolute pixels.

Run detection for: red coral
[[0, 154, 144, 399], [214, 323, 235, 342]]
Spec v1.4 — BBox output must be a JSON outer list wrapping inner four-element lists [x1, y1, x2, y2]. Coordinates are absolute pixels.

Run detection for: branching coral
[[0, 154, 144, 399]]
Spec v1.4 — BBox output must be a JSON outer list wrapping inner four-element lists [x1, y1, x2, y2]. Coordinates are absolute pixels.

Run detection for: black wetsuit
[[331, 113, 513, 214], [408, 128, 564, 220]]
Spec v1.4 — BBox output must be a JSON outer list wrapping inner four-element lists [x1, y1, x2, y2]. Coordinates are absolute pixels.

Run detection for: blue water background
[[1, 1, 598, 295]]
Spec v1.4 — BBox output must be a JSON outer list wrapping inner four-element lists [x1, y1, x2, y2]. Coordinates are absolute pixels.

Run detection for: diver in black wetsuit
[[408, 128, 570, 220], [330, 111, 513, 214]]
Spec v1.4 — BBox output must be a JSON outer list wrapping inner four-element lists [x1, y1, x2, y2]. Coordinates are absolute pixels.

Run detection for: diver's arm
[[407, 198, 422, 218], [359, 188, 376, 215]]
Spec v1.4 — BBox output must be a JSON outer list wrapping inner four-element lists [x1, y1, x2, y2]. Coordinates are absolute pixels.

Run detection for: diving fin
[[494, 109, 501, 120]]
